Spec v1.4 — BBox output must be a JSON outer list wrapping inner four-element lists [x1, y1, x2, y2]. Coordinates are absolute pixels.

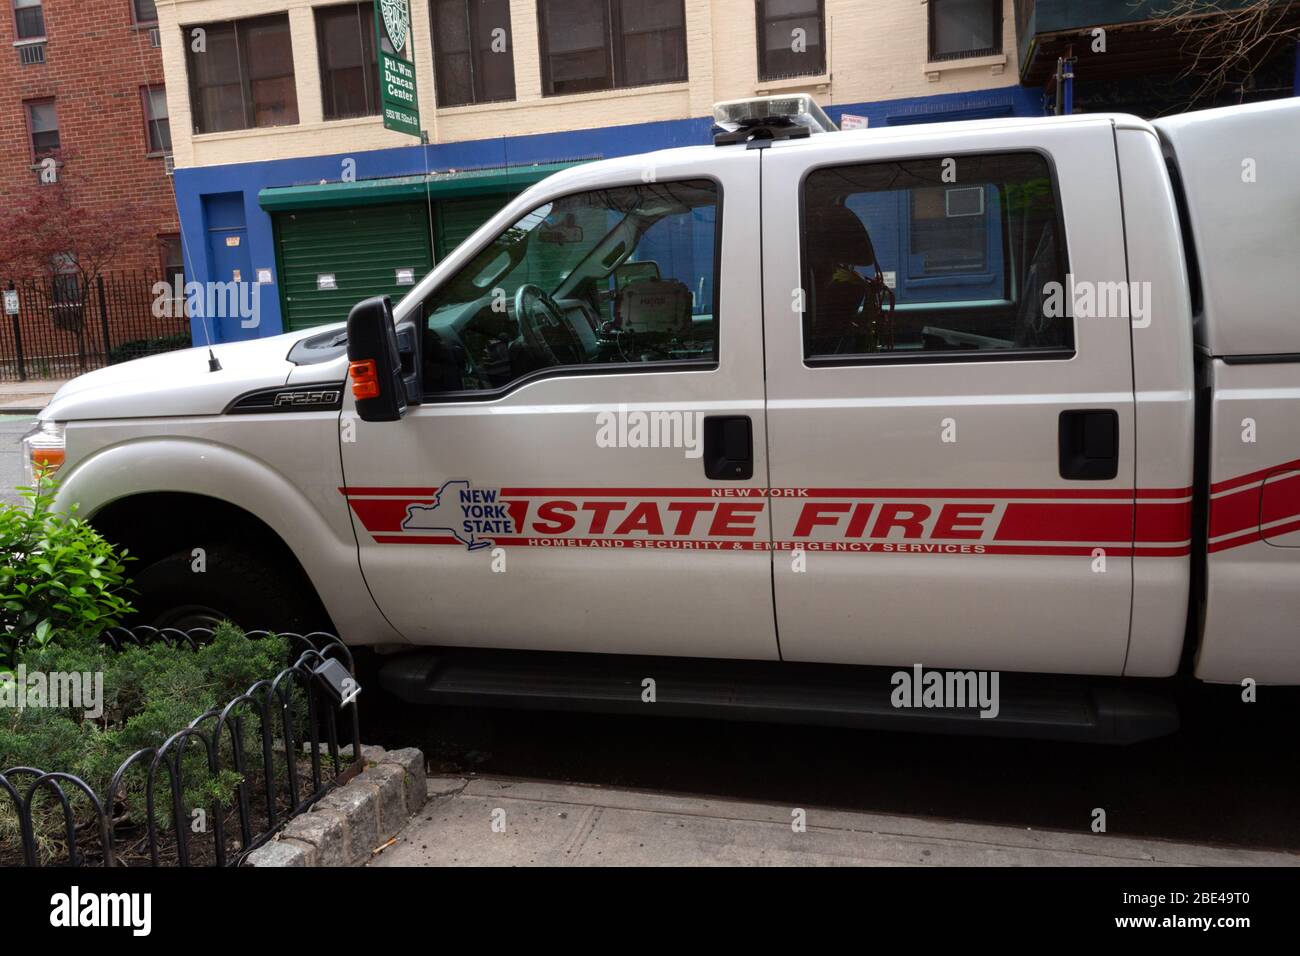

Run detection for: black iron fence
[[1, 271, 192, 383], [0, 627, 363, 867]]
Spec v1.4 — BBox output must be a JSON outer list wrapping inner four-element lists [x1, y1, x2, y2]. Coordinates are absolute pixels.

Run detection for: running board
[[378, 649, 1179, 745]]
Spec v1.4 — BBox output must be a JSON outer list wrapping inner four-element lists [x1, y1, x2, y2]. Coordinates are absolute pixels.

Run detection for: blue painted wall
[[844, 185, 1005, 306], [174, 86, 1038, 343], [824, 85, 1040, 128]]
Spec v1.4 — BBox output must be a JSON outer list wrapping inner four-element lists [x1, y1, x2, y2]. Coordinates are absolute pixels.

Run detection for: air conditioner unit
[[18, 42, 46, 66], [945, 186, 985, 218]]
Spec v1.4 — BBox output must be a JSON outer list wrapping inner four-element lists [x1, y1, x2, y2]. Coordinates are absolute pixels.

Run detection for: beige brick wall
[[160, 0, 1021, 169]]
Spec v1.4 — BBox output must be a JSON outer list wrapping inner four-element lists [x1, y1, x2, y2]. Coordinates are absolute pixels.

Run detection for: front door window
[[418, 179, 719, 397]]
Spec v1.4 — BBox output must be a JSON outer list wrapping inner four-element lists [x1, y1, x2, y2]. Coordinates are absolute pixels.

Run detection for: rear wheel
[[130, 543, 327, 634]]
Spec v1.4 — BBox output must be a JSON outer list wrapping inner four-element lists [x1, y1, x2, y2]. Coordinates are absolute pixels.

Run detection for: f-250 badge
[[401, 480, 515, 551], [274, 390, 340, 407]]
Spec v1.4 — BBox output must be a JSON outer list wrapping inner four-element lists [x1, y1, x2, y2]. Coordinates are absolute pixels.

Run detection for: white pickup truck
[[23, 96, 1300, 742]]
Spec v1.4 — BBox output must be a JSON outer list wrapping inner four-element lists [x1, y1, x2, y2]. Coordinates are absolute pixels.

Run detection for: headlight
[[20, 420, 65, 486]]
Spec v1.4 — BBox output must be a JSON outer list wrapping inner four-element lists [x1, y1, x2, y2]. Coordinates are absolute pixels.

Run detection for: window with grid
[[756, 0, 825, 81], [13, 0, 44, 40], [27, 99, 58, 157], [144, 86, 171, 153], [537, 0, 686, 96], [317, 2, 380, 119], [187, 14, 299, 134], [432, 0, 516, 107], [928, 0, 1001, 61]]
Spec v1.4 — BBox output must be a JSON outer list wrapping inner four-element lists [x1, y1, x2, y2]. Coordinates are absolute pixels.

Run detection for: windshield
[[428, 181, 716, 315]]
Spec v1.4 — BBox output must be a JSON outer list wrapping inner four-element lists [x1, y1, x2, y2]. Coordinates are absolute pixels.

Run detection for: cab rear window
[[800, 151, 1072, 363]]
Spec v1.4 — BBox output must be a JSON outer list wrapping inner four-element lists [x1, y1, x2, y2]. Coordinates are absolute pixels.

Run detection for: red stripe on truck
[[1208, 468, 1300, 548], [1260, 471, 1300, 526], [1210, 457, 1300, 494], [497, 486, 1141, 499]]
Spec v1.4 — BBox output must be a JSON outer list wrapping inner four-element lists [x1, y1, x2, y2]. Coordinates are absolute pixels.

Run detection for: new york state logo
[[380, 0, 410, 53], [401, 480, 515, 551]]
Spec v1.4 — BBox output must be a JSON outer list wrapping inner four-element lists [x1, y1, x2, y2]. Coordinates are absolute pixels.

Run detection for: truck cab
[[30, 96, 1300, 741]]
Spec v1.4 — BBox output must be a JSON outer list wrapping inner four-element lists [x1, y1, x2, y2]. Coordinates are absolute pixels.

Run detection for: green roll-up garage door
[[435, 196, 510, 260], [275, 202, 434, 332]]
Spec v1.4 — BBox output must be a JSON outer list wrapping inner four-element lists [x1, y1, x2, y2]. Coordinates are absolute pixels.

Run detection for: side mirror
[[346, 296, 407, 422]]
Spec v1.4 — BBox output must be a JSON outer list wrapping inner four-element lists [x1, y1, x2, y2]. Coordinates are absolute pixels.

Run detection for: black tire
[[129, 543, 327, 634]]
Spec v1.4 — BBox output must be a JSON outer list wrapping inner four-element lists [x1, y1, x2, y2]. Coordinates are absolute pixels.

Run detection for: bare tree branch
[[1149, 0, 1300, 106]]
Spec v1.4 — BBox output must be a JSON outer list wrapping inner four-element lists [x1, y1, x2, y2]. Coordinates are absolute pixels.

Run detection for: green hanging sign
[[376, 0, 421, 138]]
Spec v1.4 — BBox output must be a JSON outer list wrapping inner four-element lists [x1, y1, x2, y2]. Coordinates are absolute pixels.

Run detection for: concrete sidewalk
[[0, 379, 67, 414], [370, 776, 1300, 867]]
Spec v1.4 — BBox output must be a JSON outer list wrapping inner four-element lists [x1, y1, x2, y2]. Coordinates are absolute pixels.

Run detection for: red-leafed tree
[[0, 149, 150, 368]]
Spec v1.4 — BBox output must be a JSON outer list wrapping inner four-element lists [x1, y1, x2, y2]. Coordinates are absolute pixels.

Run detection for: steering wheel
[[514, 284, 583, 365]]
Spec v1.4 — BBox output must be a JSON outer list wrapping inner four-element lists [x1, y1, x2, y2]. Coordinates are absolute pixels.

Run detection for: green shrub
[[0, 624, 296, 864], [0, 476, 134, 667]]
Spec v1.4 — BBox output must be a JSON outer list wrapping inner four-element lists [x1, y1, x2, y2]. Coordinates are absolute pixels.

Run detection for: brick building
[[0, 0, 181, 279]]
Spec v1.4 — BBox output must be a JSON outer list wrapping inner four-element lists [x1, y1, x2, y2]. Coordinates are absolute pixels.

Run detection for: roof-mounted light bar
[[711, 94, 838, 147]]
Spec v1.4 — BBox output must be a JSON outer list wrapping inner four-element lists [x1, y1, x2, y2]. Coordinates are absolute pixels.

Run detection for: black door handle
[[703, 416, 753, 480], [1059, 409, 1119, 480]]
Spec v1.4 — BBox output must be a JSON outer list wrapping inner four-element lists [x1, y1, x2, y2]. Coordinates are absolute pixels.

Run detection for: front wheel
[[129, 543, 327, 633]]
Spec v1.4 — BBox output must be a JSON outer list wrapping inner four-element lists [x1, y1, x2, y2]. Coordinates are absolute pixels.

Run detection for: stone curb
[[246, 746, 427, 867]]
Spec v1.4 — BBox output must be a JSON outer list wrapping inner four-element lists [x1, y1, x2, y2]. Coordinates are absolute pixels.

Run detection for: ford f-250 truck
[[22, 96, 1300, 742]]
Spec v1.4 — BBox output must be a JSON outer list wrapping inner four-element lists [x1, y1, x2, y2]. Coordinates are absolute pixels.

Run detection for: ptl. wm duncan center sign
[[376, 0, 421, 137]]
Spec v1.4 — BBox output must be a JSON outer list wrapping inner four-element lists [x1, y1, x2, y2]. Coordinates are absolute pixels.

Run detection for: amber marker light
[[21, 420, 66, 484], [349, 359, 380, 400]]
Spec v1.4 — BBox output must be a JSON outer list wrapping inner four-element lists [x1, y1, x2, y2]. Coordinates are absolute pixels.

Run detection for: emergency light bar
[[712, 94, 838, 147]]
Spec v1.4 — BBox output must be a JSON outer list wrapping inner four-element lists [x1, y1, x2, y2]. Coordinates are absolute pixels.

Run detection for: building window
[[928, 0, 1001, 62], [143, 85, 171, 154], [186, 14, 299, 134], [51, 253, 82, 308], [159, 235, 186, 312], [432, 0, 516, 107], [537, 0, 686, 97], [159, 235, 184, 281], [756, 0, 825, 81], [316, 2, 379, 120], [133, 0, 158, 24], [26, 99, 58, 157], [13, 0, 44, 40]]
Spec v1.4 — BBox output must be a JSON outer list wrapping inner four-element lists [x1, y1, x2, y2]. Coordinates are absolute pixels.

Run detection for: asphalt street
[[0, 414, 34, 506]]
